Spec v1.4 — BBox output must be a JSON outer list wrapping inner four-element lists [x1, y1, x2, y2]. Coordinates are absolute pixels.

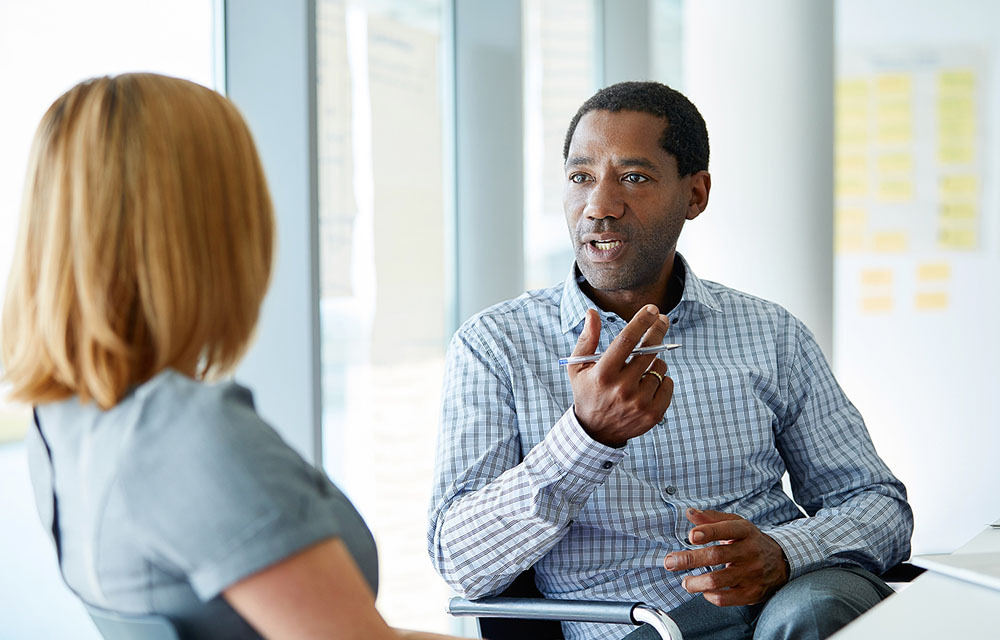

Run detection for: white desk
[[832, 527, 1000, 639]]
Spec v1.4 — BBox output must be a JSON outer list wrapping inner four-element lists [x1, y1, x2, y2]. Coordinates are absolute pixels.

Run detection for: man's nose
[[583, 178, 625, 220]]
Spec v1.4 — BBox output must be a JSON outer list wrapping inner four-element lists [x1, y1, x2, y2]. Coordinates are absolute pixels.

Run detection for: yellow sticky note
[[836, 153, 868, 174], [878, 179, 914, 202], [836, 113, 868, 135], [938, 227, 977, 250], [837, 78, 869, 101], [915, 292, 948, 311], [938, 69, 975, 93], [861, 295, 893, 313], [939, 201, 977, 221], [836, 207, 867, 226], [873, 231, 907, 252], [940, 174, 978, 196], [836, 176, 867, 198], [917, 263, 951, 281], [938, 144, 974, 165], [836, 128, 868, 146], [938, 95, 975, 119], [877, 153, 913, 173], [878, 73, 912, 96], [877, 100, 911, 121], [861, 268, 893, 286], [835, 231, 865, 254], [877, 122, 913, 144], [938, 116, 976, 138]]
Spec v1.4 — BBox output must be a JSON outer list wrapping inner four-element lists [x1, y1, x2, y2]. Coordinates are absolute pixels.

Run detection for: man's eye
[[569, 173, 590, 184], [623, 173, 648, 184]]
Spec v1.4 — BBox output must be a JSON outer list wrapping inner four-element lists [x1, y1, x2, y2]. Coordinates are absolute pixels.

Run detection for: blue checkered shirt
[[428, 254, 912, 640]]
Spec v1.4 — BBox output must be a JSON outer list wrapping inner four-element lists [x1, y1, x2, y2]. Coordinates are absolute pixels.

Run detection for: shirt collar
[[559, 252, 722, 334]]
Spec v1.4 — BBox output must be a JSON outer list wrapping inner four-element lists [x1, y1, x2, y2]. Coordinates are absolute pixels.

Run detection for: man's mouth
[[583, 238, 627, 262], [591, 240, 622, 251]]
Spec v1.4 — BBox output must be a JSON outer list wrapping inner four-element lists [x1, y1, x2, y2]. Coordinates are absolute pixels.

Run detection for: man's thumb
[[572, 309, 601, 356]]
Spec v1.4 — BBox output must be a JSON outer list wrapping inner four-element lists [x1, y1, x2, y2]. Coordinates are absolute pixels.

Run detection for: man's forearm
[[428, 409, 623, 598], [762, 486, 913, 579]]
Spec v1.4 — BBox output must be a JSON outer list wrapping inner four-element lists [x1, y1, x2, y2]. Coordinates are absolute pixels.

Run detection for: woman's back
[[28, 369, 378, 639]]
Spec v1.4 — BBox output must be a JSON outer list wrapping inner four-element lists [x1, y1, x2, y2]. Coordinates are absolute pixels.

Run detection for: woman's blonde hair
[[1, 73, 274, 409]]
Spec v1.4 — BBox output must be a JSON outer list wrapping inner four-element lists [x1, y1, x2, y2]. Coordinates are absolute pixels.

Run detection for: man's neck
[[581, 254, 684, 321]]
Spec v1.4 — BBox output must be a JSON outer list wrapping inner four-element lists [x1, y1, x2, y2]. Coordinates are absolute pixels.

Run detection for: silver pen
[[558, 343, 682, 366]]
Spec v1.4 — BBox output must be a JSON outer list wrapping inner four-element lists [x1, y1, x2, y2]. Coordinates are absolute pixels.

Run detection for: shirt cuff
[[759, 522, 827, 579], [544, 406, 626, 485]]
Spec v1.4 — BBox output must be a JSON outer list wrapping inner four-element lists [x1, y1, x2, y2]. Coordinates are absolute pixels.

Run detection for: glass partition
[[316, 0, 451, 631], [522, 0, 597, 290]]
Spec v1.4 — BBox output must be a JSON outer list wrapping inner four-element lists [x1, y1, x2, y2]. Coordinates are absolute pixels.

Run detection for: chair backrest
[[85, 604, 181, 640], [476, 568, 564, 640]]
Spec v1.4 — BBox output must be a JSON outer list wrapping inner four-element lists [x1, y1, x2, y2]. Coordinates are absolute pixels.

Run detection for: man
[[428, 82, 912, 640]]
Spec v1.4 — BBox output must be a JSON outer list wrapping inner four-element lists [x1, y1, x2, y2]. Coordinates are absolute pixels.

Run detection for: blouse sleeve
[[118, 377, 374, 601]]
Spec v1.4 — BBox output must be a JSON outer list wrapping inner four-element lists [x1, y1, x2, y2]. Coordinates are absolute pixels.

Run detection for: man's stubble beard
[[572, 213, 684, 293]]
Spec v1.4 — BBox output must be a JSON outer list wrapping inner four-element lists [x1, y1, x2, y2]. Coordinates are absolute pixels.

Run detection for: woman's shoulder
[[115, 371, 361, 602], [125, 369, 280, 460], [115, 369, 316, 521]]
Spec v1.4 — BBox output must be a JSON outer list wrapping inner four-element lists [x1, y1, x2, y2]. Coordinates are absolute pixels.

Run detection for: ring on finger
[[642, 370, 664, 384]]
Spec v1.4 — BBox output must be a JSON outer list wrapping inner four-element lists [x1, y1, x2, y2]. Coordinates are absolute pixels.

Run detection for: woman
[[2, 73, 460, 640]]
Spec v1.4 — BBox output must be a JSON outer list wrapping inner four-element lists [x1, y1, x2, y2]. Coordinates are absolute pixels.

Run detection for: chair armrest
[[447, 597, 683, 640], [881, 562, 925, 583]]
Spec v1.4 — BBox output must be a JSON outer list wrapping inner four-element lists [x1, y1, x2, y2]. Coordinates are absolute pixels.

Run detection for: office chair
[[447, 567, 683, 640], [447, 563, 924, 640], [85, 604, 181, 640]]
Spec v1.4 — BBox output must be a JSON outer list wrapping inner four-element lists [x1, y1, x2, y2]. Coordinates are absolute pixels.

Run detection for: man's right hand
[[567, 305, 674, 447]]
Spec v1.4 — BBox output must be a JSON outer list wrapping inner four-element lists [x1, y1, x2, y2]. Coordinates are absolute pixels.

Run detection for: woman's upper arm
[[223, 537, 398, 640]]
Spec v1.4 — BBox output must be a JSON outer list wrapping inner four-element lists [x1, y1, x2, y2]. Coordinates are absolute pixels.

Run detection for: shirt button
[[671, 317, 680, 324], [602, 461, 613, 470], [664, 485, 677, 495]]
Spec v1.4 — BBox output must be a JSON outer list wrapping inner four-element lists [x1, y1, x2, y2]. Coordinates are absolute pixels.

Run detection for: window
[[316, 0, 451, 631], [522, 0, 597, 290]]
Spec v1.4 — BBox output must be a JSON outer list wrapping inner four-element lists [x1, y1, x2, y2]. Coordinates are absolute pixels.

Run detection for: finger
[[646, 357, 668, 378], [638, 369, 663, 397], [651, 371, 674, 417], [700, 583, 771, 607], [681, 566, 742, 594], [595, 304, 660, 373], [567, 310, 601, 380], [685, 508, 744, 526], [571, 309, 601, 356], [689, 520, 753, 545], [638, 314, 671, 347], [663, 544, 735, 572], [623, 313, 671, 376], [701, 587, 756, 608]]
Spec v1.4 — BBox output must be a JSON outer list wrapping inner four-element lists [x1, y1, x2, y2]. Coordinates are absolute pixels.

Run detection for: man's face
[[563, 109, 700, 294]]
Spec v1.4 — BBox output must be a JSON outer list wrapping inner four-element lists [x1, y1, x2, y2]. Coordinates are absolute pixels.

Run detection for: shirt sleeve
[[118, 380, 352, 601], [426, 321, 624, 598], [760, 318, 914, 579]]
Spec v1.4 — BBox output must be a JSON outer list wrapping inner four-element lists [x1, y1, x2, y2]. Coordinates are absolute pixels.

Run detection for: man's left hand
[[663, 508, 790, 607]]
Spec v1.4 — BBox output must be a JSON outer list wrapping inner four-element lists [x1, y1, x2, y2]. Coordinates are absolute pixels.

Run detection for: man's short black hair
[[563, 81, 710, 177]]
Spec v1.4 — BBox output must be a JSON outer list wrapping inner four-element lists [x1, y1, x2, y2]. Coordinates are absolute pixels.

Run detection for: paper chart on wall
[[835, 47, 988, 316]]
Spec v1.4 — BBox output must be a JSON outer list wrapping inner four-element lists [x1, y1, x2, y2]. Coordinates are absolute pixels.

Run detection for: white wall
[[835, 0, 1000, 554], [679, 0, 835, 357]]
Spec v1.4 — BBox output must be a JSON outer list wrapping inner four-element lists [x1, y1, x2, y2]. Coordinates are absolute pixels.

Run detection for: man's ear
[[686, 171, 711, 221]]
